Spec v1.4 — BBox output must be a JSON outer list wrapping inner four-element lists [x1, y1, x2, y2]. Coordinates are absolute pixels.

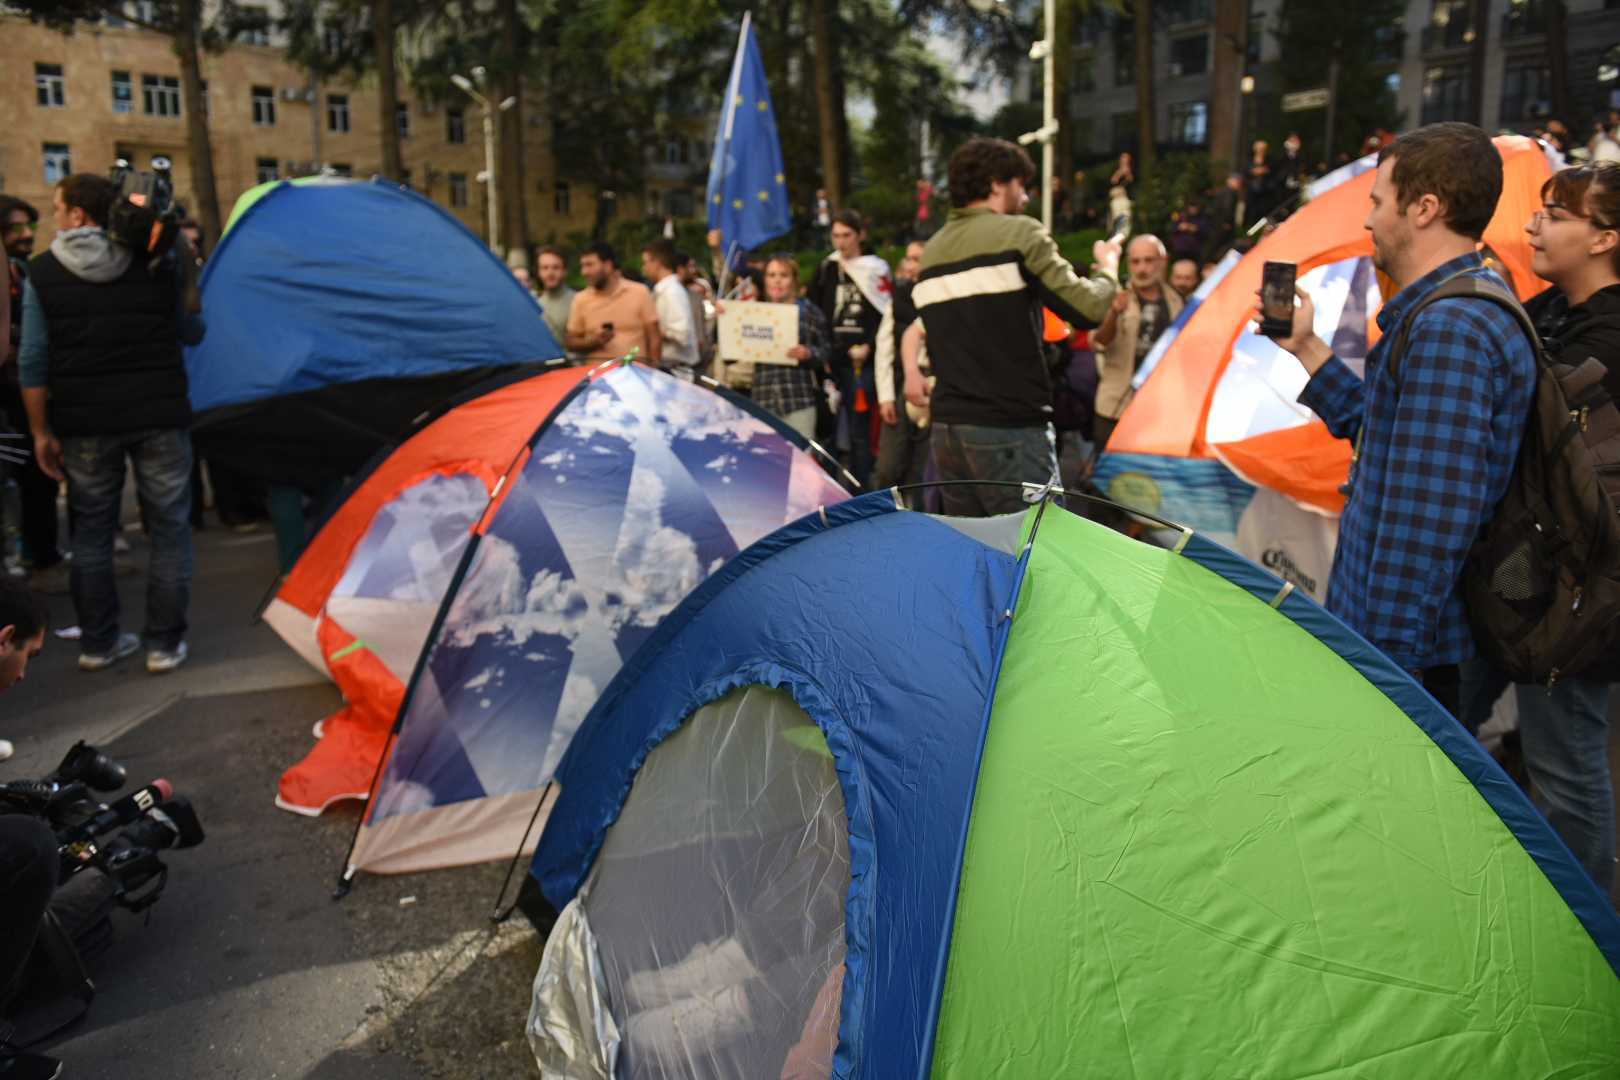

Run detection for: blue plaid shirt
[[1299, 252, 1536, 670]]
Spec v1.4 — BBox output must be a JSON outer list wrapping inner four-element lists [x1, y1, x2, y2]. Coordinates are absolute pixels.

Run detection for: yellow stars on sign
[[732, 198, 744, 210], [775, 173, 785, 185], [756, 99, 768, 111], [757, 190, 770, 202], [713, 194, 722, 205], [734, 93, 744, 107]]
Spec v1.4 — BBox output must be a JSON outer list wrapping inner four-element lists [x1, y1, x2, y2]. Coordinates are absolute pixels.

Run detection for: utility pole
[[451, 67, 517, 253]]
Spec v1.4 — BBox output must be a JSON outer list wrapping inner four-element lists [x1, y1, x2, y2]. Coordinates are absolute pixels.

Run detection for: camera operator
[[17, 173, 202, 676], [0, 578, 61, 1079]]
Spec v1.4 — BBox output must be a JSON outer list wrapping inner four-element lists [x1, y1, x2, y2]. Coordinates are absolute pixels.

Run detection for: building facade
[[2, 9, 716, 253], [1040, 0, 1620, 165]]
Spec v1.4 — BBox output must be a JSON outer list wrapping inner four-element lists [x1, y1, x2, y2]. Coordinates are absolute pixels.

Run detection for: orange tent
[[1094, 137, 1553, 591]]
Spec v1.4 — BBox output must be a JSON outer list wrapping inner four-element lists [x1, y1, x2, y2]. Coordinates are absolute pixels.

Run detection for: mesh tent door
[[542, 685, 851, 1079]]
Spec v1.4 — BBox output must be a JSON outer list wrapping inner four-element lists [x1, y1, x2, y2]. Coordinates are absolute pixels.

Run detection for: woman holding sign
[[718, 256, 830, 440]]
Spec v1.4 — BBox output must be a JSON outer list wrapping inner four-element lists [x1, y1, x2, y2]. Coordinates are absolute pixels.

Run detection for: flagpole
[[714, 11, 752, 300]]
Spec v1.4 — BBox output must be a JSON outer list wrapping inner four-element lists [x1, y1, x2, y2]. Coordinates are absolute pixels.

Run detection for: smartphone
[[1259, 261, 1297, 338]]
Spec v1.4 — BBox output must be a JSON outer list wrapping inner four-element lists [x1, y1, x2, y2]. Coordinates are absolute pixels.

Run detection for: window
[[666, 188, 695, 218], [255, 157, 279, 184], [1421, 64, 1470, 124], [447, 106, 466, 144], [554, 181, 571, 215], [1500, 57, 1550, 121], [449, 172, 468, 208], [36, 64, 65, 108], [240, 5, 270, 45], [42, 143, 71, 185], [1385, 72, 1402, 97], [111, 70, 133, 114], [252, 85, 275, 126], [322, 23, 345, 55], [142, 74, 181, 117], [199, 79, 209, 116], [1423, 0, 1474, 50], [1113, 22, 1135, 86], [1168, 100, 1209, 145], [327, 94, 350, 133], [1247, 17, 1264, 63], [1169, 33, 1209, 77], [662, 137, 688, 165], [1501, 0, 1546, 39], [396, 102, 410, 139], [105, 8, 126, 27], [1071, 57, 1096, 93]]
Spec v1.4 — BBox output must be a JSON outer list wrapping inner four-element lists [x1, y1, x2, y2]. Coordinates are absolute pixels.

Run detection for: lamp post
[[974, 0, 1057, 230], [450, 66, 517, 253]]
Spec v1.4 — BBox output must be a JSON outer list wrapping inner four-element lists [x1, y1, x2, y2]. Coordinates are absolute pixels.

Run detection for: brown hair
[[56, 173, 117, 228], [1377, 122, 1501, 241], [763, 252, 802, 287], [1541, 162, 1620, 274], [947, 137, 1036, 208], [536, 244, 567, 263]]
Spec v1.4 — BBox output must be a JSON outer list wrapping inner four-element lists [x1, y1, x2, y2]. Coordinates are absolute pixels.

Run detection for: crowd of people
[[0, 123, 1614, 981]]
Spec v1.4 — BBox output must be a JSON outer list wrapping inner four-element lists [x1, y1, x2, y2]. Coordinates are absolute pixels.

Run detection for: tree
[[1207, 0, 1246, 173], [1269, 0, 1404, 165], [810, 0, 846, 208], [11, 0, 266, 243], [1133, 0, 1156, 171], [373, 0, 405, 181], [281, 0, 409, 183]]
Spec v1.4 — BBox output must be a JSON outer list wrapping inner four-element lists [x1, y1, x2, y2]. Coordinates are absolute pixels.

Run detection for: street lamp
[[450, 66, 517, 253], [972, 0, 1056, 230]]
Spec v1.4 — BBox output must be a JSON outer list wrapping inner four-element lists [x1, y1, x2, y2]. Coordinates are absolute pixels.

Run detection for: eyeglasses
[[1531, 206, 1615, 229]]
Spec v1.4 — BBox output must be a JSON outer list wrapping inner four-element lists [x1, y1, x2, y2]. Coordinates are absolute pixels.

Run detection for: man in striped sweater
[[909, 138, 1123, 516]]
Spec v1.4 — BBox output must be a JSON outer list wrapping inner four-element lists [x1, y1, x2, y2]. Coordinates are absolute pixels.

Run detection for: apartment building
[[1039, 0, 1620, 164]]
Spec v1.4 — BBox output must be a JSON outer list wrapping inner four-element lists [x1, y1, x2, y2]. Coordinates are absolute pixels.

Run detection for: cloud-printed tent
[[1094, 136, 1554, 601], [526, 492, 1620, 1078], [318, 363, 850, 879]]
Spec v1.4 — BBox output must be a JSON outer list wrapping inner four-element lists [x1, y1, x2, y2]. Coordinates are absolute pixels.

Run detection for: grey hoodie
[[50, 226, 132, 284]]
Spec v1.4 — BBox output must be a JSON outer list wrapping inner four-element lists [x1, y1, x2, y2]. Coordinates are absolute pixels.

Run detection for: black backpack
[[1387, 275, 1620, 686]]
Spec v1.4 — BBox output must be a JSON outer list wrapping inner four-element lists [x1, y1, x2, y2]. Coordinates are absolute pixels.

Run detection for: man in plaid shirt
[[1266, 123, 1536, 714]]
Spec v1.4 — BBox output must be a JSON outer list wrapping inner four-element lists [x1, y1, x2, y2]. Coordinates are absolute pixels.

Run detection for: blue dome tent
[[185, 177, 562, 484]]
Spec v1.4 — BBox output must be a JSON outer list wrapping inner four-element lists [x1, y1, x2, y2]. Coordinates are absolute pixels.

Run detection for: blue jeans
[[1459, 659, 1616, 894], [63, 428, 194, 653], [930, 422, 1059, 517]]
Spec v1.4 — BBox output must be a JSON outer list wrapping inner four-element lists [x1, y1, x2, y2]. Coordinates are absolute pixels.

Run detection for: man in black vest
[[17, 174, 200, 674]]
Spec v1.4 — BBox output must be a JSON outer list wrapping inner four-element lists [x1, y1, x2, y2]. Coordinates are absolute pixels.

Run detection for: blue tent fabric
[[534, 493, 1021, 1080], [186, 178, 560, 413]]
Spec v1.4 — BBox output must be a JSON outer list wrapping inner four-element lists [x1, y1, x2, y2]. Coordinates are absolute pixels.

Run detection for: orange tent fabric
[[1109, 135, 1552, 514]]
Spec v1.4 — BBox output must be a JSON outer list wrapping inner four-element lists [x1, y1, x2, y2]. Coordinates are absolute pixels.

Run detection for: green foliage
[[1264, 0, 1406, 165], [1131, 152, 1214, 239], [12, 0, 268, 50]]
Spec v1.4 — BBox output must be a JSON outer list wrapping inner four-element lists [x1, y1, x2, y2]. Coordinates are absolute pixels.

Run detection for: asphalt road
[[4, 524, 541, 1079]]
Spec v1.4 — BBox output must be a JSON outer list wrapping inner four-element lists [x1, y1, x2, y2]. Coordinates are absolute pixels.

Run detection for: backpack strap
[[1385, 272, 1543, 382], [1345, 271, 1541, 492]]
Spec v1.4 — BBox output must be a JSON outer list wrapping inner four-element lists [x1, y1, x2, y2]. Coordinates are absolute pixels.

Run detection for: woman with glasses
[[1462, 162, 1620, 897], [725, 255, 830, 441]]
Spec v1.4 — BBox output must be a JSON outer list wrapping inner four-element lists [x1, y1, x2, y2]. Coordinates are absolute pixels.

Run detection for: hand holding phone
[[1258, 261, 1297, 339]]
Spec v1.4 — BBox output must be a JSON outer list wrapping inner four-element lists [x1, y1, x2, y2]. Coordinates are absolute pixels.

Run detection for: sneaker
[[0, 739, 12, 762], [80, 632, 141, 672], [147, 640, 188, 674]]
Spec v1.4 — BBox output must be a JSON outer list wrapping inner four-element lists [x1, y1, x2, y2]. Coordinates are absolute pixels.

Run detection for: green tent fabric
[[528, 493, 1620, 1079], [934, 508, 1620, 1077]]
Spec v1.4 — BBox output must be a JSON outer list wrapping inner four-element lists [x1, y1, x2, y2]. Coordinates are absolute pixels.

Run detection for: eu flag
[[706, 13, 790, 254]]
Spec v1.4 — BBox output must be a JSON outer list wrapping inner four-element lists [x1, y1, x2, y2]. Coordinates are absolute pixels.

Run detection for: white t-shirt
[[653, 273, 699, 369]]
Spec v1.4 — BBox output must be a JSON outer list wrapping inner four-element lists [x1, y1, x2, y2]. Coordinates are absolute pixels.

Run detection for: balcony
[[1501, 0, 1547, 39], [1421, 20, 1475, 53]]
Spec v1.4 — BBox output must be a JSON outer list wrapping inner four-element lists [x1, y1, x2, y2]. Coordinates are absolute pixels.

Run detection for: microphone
[[75, 779, 173, 840]]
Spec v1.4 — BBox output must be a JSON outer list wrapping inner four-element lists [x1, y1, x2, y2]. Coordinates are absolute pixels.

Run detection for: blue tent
[[526, 492, 1620, 1079], [186, 177, 561, 483]]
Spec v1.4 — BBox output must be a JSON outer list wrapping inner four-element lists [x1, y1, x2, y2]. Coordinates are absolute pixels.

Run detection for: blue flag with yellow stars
[[706, 13, 790, 254]]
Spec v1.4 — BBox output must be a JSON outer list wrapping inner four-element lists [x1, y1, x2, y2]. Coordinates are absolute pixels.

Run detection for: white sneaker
[[0, 739, 13, 761], [79, 632, 141, 672], [146, 641, 188, 674]]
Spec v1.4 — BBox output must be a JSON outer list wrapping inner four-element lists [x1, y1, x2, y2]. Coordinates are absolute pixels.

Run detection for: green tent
[[528, 493, 1620, 1078]]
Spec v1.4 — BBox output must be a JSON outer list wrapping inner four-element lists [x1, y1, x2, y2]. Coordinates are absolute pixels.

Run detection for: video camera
[[0, 740, 204, 914], [106, 156, 201, 314]]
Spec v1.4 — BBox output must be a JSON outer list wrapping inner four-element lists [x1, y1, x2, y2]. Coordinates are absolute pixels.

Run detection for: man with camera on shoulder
[[17, 173, 202, 677], [0, 578, 61, 1079]]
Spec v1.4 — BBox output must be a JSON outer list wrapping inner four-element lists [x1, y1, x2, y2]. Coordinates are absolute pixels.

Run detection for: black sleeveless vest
[[28, 249, 190, 437]]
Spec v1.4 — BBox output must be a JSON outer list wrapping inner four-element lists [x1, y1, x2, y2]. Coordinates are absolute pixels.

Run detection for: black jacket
[[1528, 283, 1620, 405], [29, 250, 191, 438]]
